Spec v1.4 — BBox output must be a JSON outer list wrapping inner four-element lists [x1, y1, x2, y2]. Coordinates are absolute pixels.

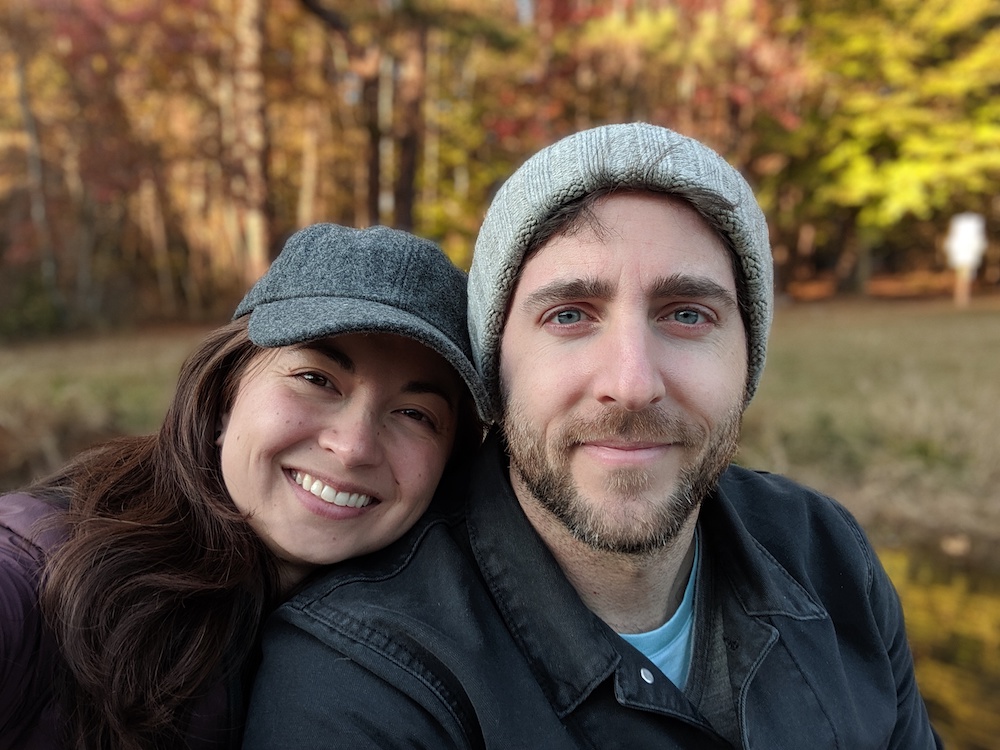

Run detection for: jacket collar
[[466, 433, 622, 716], [465, 433, 826, 718], [703, 474, 827, 621]]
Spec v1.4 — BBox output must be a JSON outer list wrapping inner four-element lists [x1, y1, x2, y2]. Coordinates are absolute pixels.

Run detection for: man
[[243, 123, 941, 748]]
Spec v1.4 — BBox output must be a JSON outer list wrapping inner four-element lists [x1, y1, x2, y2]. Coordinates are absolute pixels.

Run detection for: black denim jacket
[[243, 437, 941, 749]]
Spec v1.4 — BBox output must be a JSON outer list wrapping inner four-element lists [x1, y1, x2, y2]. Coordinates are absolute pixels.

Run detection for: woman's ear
[[216, 412, 230, 447]]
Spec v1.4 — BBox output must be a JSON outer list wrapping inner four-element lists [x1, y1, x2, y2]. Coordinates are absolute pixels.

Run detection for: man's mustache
[[555, 407, 706, 451]]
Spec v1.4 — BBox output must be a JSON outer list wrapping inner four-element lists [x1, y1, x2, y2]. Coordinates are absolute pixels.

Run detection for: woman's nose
[[317, 403, 385, 467]]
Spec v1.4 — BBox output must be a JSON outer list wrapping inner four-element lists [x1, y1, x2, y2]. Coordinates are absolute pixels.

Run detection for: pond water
[[879, 543, 1000, 750]]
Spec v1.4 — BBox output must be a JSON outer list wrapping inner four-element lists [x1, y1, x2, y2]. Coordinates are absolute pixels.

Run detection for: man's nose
[[592, 320, 666, 411]]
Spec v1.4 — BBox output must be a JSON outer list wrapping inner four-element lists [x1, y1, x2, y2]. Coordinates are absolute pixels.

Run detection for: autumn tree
[[3, 0, 998, 338], [761, 0, 1000, 292]]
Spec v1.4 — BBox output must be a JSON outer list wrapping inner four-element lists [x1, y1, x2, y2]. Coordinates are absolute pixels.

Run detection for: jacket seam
[[828, 500, 876, 596], [774, 629, 843, 749], [296, 606, 478, 747], [297, 515, 458, 600]]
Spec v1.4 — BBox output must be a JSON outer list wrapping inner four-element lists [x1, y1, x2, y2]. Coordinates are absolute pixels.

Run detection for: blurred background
[[0, 1, 997, 746]]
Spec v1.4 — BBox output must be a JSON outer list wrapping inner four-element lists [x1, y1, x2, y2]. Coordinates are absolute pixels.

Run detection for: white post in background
[[944, 213, 987, 309]]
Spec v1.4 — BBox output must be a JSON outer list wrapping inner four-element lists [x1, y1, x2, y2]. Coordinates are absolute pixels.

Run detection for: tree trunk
[[835, 216, 873, 295], [377, 52, 395, 226], [61, 143, 96, 324], [363, 71, 381, 226], [14, 45, 64, 318], [297, 101, 322, 228], [394, 26, 426, 231], [231, 0, 270, 285], [138, 175, 178, 316], [295, 24, 326, 229]]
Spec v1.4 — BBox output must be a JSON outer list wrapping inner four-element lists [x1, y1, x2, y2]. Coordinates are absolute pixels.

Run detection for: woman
[[0, 223, 487, 749]]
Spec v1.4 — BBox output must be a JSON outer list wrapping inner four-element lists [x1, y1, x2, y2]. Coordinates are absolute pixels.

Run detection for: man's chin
[[567, 510, 697, 557], [571, 466, 672, 503], [560, 488, 698, 551]]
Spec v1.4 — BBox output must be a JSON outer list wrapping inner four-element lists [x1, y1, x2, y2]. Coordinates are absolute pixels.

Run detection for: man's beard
[[502, 400, 742, 557]]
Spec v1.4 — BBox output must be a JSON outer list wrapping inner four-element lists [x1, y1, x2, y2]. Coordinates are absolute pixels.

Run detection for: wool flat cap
[[235, 222, 489, 418]]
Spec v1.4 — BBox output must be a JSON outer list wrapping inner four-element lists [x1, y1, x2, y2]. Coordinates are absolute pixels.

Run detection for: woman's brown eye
[[400, 408, 429, 422], [300, 372, 330, 387]]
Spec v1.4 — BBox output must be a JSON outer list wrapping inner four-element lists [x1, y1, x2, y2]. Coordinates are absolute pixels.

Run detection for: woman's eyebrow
[[297, 341, 457, 409], [403, 380, 457, 410], [296, 341, 354, 372]]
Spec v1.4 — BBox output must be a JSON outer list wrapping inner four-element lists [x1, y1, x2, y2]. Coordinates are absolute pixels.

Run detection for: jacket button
[[640, 668, 654, 684]]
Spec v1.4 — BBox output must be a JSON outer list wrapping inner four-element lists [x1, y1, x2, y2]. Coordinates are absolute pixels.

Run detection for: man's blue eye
[[554, 309, 582, 324], [673, 309, 702, 325]]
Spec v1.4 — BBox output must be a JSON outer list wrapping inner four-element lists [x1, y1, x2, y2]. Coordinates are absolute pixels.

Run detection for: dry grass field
[[742, 294, 1000, 551], [2, 296, 999, 549], [0, 324, 215, 490]]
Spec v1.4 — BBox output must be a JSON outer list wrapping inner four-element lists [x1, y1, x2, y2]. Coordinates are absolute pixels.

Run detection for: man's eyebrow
[[518, 274, 738, 312], [519, 278, 615, 310], [651, 274, 739, 311], [296, 341, 354, 372]]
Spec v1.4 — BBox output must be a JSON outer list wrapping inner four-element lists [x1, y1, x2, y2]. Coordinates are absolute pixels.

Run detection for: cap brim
[[246, 297, 490, 419]]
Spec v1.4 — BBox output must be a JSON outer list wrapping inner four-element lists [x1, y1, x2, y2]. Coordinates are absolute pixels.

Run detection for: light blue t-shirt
[[618, 534, 700, 690]]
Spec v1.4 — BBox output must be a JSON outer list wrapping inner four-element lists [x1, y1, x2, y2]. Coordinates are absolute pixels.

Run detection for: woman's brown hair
[[31, 316, 483, 748], [33, 318, 280, 749]]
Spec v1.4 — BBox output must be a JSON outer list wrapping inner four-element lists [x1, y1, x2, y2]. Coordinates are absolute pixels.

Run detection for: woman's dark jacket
[[0, 493, 240, 749]]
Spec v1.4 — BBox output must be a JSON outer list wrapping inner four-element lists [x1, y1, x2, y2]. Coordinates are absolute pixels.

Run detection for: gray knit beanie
[[469, 122, 773, 420], [235, 223, 489, 418]]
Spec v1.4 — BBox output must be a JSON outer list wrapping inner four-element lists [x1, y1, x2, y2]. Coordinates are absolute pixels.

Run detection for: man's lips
[[584, 439, 670, 451], [576, 440, 676, 466]]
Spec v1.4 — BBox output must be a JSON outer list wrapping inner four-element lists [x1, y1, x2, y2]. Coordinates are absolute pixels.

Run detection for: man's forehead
[[511, 199, 736, 299]]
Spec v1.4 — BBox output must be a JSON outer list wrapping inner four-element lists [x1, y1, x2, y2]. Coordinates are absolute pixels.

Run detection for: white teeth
[[293, 472, 372, 508]]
